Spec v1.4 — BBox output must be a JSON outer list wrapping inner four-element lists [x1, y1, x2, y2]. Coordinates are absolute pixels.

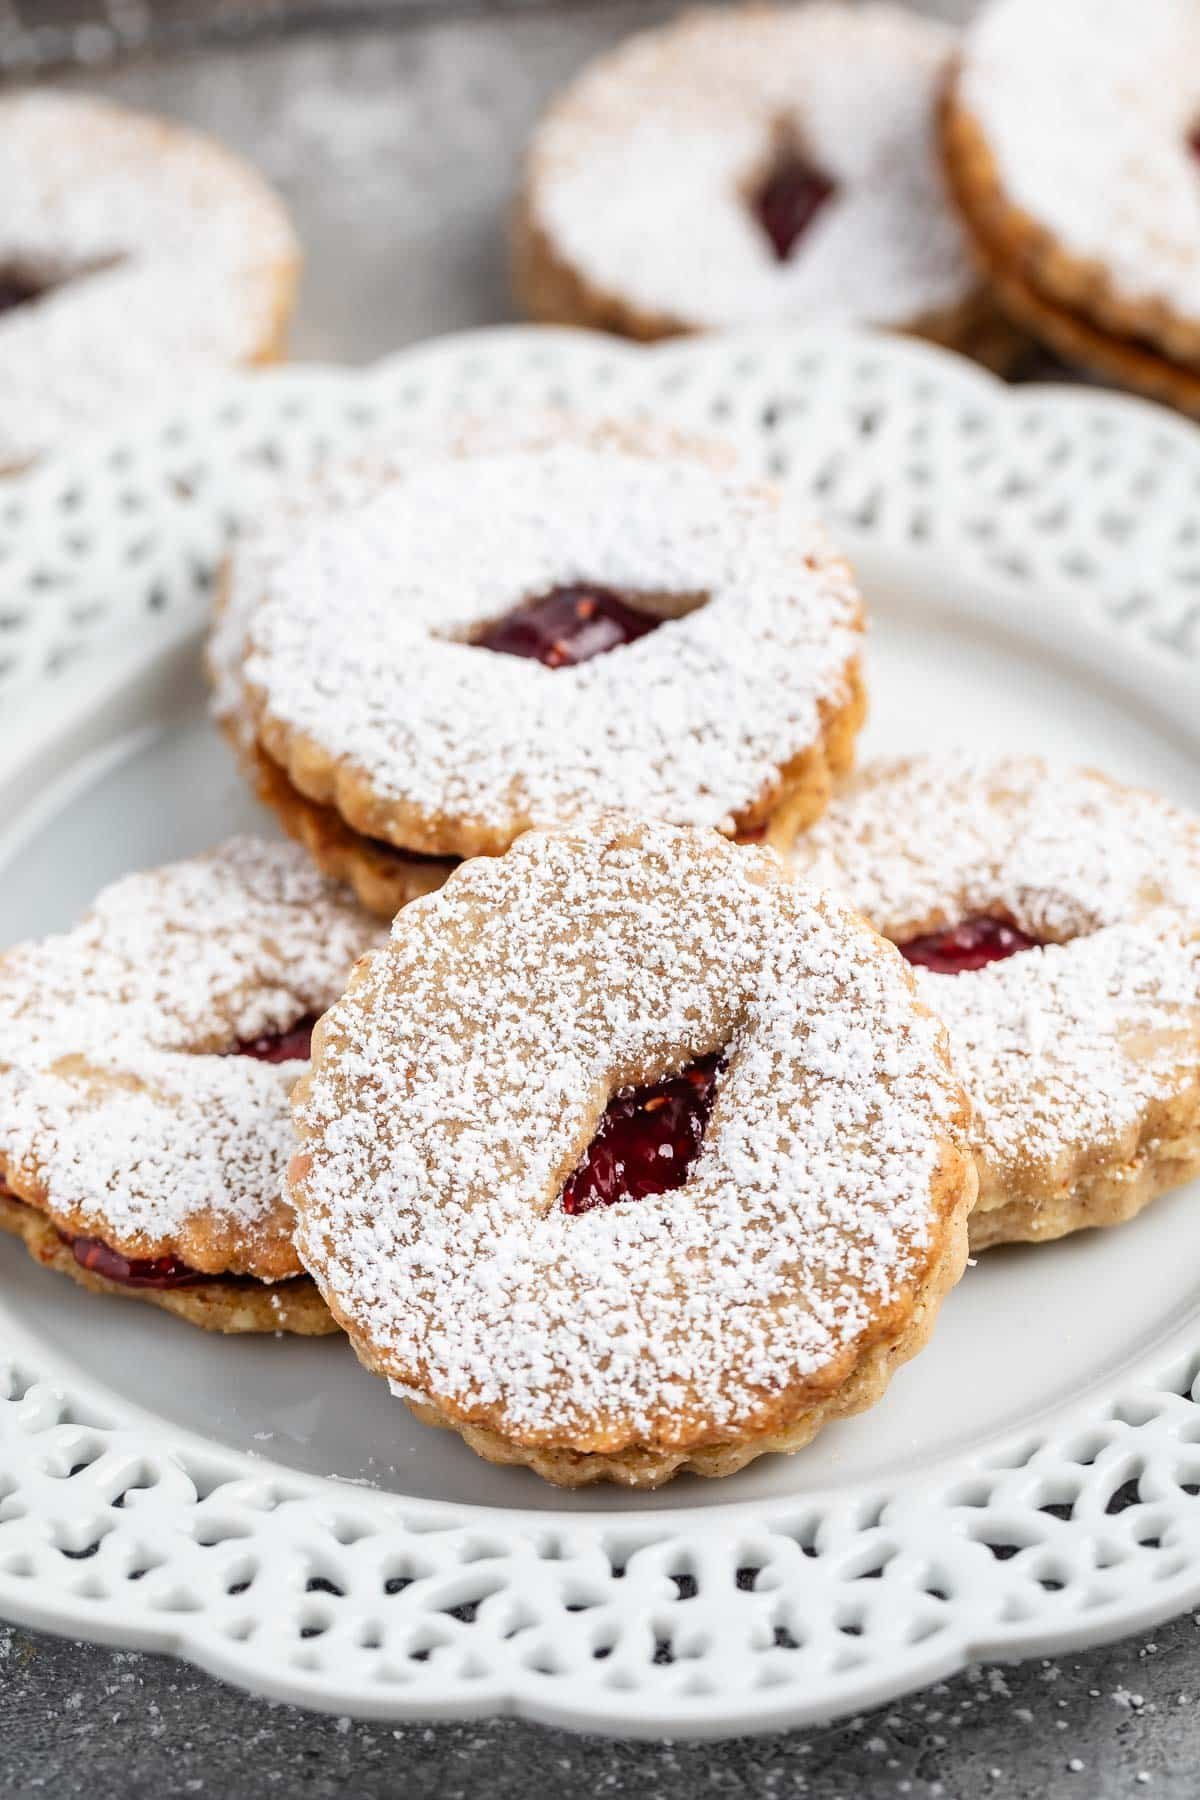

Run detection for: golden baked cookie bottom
[[391, 1200, 968, 1489], [241, 715, 865, 918], [969, 1094, 1200, 1253], [252, 652, 868, 866], [232, 726, 458, 919], [0, 1190, 336, 1335], [941, 92, 1200, 415]]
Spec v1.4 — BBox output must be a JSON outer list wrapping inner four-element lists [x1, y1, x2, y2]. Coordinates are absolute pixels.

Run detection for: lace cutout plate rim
[[2, 321, 1198, 736], [1, 324, 1200, 1735]]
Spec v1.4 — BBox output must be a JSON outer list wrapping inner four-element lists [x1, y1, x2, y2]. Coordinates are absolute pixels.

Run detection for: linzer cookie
[[0, 90, 299, 471], [942, 0, 1200, 414], [515, 4, 1018, 366], [288, 815, 975, 1488], [209, 421, 732, 918], [0, 838, 379, 1332], [790, 757, 1200, 1249], [211, 449, 464, 920], [217, 438, 867, 885]]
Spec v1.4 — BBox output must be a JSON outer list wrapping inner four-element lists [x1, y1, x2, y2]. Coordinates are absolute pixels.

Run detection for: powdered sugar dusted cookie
[[289, 815, 975, 1487], [0, 837, 380, 1332], [943, 0, 1200, 414], [516, 4, 1017, 366], [790, 757, 1200, 1248], [228, 440, 866, 866], [210, 420, 737, 916], [0, 90, 298, 471]]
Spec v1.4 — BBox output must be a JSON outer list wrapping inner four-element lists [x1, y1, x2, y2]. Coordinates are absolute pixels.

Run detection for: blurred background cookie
[[515, 2, 1021, 368], [0, 88, 298, 471], [942, 0, 1200, 415]]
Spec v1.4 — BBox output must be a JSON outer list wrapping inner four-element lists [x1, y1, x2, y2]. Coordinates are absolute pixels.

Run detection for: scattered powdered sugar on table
[[293, 817, 967, 1447], [0, 89, 297, 469], [958, 0, 1200, 320], [791, 756, 1200, 1179], [241, 444, 862, 846], [526, 3, 976, 330], [0, 837, 378, 1266]]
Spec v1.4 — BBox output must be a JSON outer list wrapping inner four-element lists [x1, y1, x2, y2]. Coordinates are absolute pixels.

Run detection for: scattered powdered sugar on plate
[[0, 837, 379, 1270], [790, 755, 1200, 1180], [959, 0, 1200, 320], [240, 443, 863, 847], [526, 3, 976, 330], [292, 817, 968, 1448], [0, 89, 298, 469]]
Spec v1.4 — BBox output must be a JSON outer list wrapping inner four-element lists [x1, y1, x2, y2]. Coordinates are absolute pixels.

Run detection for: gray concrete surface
[[3, 1612, 1200, 1797], [3, 3, 1192, 1793]]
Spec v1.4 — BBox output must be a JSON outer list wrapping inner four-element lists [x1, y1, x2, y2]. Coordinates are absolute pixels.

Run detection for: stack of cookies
[[1, 0, 1199, 1491], [941, 0, 1200, 417], [516, 0, 1200, 417], [3, 419, 1198, 1490]]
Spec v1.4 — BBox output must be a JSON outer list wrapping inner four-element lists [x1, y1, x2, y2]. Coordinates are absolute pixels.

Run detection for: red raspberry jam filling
[[561, 1053, 722, 1214], [472, 584, 661, 669], [234, 1014, 318, 1063], [30, 1019, 320, 1290], [754, 153, 837, 262], [58, 1232, 300, 1292], [897, 916, 1042, 975], [65, 1235, 217, 1290], [0, 271, 43, 315], [3, 1184, 252, 1294], [1189, 124, 1200, 162]]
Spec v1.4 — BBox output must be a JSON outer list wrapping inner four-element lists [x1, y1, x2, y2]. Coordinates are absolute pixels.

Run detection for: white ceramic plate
[[1, 327, 1199, 1739]]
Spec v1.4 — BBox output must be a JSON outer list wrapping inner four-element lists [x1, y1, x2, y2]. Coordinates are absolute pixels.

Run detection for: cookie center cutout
[[0, 255, 115, 317], [561, 1053, 722, 1214], [897, 916, 1043, 975], [233, 1014, 318, 1063], [754, 149, 837, 262], [1189, 123, 1200, 163], [0, 269, 47, 316], [472, 584, 666, 669]]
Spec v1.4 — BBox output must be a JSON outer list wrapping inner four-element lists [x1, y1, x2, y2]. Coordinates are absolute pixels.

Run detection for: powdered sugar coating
[[790, 757, 1200, 1186], [959, 0, 1200, 323], [290, 816, 970, 1451], [210, 417, 731, 752], [0, 838, 379, 1275], [0, 90, 298, 470], [526, 4, 977, 331], [920, 917, 1200, 1180], [212, 458, 411, 754], [238, 444, 863, 853]]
